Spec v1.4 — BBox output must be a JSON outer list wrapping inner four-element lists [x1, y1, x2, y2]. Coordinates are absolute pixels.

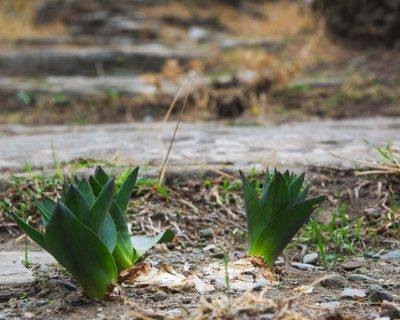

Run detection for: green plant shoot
[[11, 166, 174, 299], [240, 168, 325, 266]]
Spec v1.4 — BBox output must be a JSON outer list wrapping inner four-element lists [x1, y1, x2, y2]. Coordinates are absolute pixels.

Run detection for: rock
[[153, 291, 168, 301], [364, 207, 382, 220], [198, 228, 214, 239], [61, 281, 78, 291], [210, 91, 247, 118], [291, 262, 316, 270], [381, 301, 400, 319], [0, 251, 56, 302], [366, 284, 394, 302], [348, 274, 379, 284], [274, 257, 284, 266], [36, 300, 48, 307], [0, 45, 205, 76], [341, 288, 367, 299], [320, 274, 347, 288], [303, 253, 318, 264], [187, 27, 210, 42], [364, 252, 381, 259], [342, 259, 365, 270], [320, 301, 341, 309], [380, 249, 400, 261]]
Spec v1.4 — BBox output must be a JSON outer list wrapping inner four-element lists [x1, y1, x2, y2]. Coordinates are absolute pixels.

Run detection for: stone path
[[0, 251, 55, 301], [0, 117, 399, 175]]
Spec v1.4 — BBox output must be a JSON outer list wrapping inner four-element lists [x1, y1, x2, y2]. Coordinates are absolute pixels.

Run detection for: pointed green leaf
[[87, 179, 115, 234], [73, 175, 81, 187], [36, 197, 56, 227], [89, 176, 103, 197], [94, 166, 110, 187], [113, 231, 134, 272], [76, 178, 95, 206], [261, 172, 290, 215], [45, 203, 117, 299], [11, 212, 47, 250], [298, 183, 311, 202], [97, 214, 117, 252], [65, 185, 89, 221], [249, 195, 325, 265], [109, 202, 129, 232], [61, 181, 69, 202], [115, 167, 138, 213], [131, 229, 175, 262], [289, 172, 305, 204], [239, 170, 266, 249]]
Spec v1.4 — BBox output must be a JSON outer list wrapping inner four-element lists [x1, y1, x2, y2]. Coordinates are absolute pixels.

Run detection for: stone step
[[0, 76, 190, 110], [0, 70, 261, 112], [0, 45, 205, 76]]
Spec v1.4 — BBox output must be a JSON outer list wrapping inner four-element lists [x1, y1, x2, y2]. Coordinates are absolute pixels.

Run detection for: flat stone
[[303, 252, 318, 264], [0, 45, 205, 76], [0, 117, 399, 175], [348, 273, 379, 284], [341, 288, 367, 299], [320, 274, 347, 288], [366, 284, 394, 302], [198, 228, 214, 239], [342, 258, 365, 270], [380, 249, 400, 261], [291, 262, 316, 270], [0, 251, 56, 301], [320, 301, 341, 309]]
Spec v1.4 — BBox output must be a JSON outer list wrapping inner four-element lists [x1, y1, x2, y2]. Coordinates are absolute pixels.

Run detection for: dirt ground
[[1, 167, 399, 319]]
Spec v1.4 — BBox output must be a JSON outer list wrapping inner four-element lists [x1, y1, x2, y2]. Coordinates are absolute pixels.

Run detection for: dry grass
[[0, 0, 65, 41], [139, 1, 313, 39], [356, 145, 400, 176]]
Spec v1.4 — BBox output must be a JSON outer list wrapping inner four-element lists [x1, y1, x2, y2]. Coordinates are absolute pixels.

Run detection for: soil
[[0, 168, 399, 319]]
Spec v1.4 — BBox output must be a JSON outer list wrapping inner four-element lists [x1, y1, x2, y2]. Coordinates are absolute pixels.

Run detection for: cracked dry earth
[[0, 168, 399, 319]]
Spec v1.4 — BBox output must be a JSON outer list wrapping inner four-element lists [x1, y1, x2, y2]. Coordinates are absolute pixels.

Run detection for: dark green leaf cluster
[[11, 166, 174, 299], [240, 169, 325, 265]]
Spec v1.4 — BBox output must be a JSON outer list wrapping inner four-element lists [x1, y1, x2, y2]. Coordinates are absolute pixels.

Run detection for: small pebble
[[364, 252, 380, 259], [342, 259, 364, 270], [320, 274, 347, 288], [303, 252, 318, 264], [380, 249, 400, 261], [291, 262, 316, 270], [96, 313, 106, 320], [320, 301, 341, 309], [153, 291, 168, 302], [366, 284, 393, 302], [341, 288, 366, 299], [198, 228, 214, 239], [274, 256, 284, 266], [39, 265, 49, 273], [61, 281, 77, 291], [348, 273, 378, 284], [35, 300, 48, 307]]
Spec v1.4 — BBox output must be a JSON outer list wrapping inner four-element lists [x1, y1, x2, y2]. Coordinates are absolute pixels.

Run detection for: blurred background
[[0, 0, 399, 125]]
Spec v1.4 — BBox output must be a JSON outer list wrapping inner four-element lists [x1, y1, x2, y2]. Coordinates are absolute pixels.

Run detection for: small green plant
[[11, 166, 174, 299], [240, 168, 325, 265]]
